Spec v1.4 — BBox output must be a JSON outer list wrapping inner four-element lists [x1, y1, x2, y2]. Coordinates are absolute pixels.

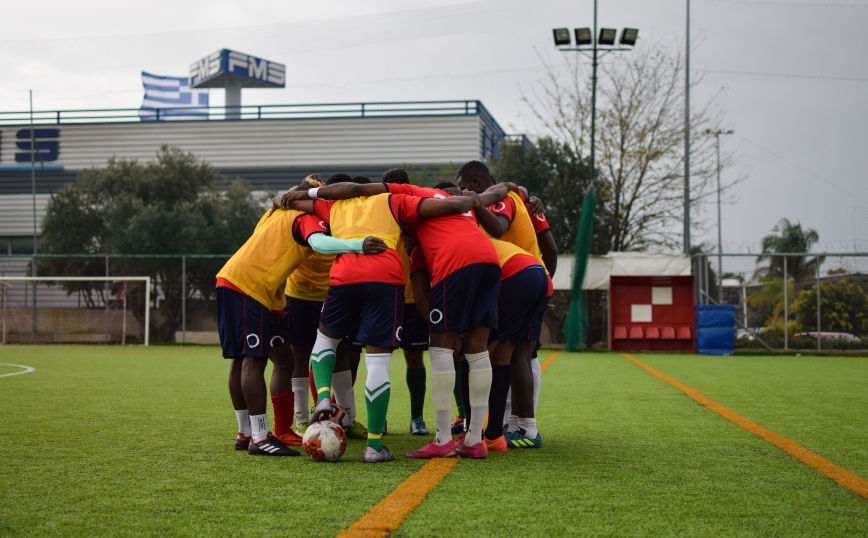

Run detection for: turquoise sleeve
[[307, 233, 365, 255]]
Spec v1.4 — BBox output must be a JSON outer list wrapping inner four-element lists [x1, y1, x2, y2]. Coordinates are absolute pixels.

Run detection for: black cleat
[[235, 433, 251, 451], [247, 432, 300, 456]]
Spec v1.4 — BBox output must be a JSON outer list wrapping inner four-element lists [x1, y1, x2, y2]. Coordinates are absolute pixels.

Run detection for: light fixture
[[575, 28, 592, 46], [553, 28, 571, 47], [598, 28, 617, 46], [620, 28, 639, 46]]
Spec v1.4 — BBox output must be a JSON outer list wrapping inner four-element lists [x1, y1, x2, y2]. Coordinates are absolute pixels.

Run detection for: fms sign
[[0, 129, 60, 163], [189, 49, 285, 89]]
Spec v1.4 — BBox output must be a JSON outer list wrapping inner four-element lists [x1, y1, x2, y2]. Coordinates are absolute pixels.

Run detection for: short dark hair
[[457, 160, 489, 181], [382, 168, 410, 184], [352, 176, 372, 184], [326, 173, 353, 185], [434, 181, 457, 190]]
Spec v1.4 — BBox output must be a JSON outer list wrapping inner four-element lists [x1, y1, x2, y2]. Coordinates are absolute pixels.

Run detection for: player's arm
[[474, 204, 509, 238], [537, 229, 558, 276], [411, 271, 431, 317], [308, 234, 386, 255], [279, 183, 387, 207], [476, 182, 510, 207], [416, 195, 479, 218]]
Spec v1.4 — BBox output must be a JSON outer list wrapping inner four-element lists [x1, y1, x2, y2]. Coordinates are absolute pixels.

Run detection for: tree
[[755, 218, 823, 298], [795, 280, 868, 336], [38, 145, 263, 341], [523, 39, 734, 251]]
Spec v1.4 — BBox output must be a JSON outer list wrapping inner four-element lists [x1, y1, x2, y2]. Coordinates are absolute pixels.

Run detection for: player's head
[[382, 168, 410, 184], [352, 176, 372, 184], [296, 173, 324, 191], [326, 173, 353, 185], [434, 181, 457, 190], [456, 160, 493, 193]]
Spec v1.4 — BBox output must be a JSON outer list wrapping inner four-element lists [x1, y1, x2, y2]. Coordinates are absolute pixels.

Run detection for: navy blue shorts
[[527, 294, 551, 343], [321, 283, 404, 349], [492, 267, 549, 345], [216, 287, 289, 360], [400, 303, 429, 351], [285, 296, 323, 348], [429, 263, 501, 334]]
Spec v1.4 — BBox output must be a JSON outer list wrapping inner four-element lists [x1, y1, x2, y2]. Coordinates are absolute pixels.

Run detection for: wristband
[[308, 187, 319, 199]]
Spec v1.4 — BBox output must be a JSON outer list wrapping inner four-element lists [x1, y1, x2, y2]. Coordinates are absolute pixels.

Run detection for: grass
[[0, 346, 866, 537]]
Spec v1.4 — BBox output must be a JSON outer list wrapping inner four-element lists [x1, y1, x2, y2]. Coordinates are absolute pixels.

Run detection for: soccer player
[[383, 168, 429, 436], [279, 185, 482, 462], [457, 161, 552, 448], [216, 176, 387, 456]]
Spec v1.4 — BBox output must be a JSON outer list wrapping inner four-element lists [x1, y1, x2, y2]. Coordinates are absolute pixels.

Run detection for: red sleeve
[[517, 189, 528, 203], [531, 210, 551, 234], [293, 213, 330, 245], [489, 195, 516, 222], [385, 183, 436, 198], [388, 193, 426, 226], [312, 200, 335, 224], [409, 247, 430, 274]]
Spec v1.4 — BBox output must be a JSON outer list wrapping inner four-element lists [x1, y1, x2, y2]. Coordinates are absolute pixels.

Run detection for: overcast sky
[[2, 0, 867, 269]]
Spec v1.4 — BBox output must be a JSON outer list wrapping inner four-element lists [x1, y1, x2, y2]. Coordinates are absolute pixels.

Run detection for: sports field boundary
[[337, 351, 560, 537], [0, 363, 35, 378], [622, 353, 868, 500]]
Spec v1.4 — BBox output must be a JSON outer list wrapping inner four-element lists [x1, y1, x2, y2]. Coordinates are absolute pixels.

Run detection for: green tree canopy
[[795, 280, 868, 337], [38, 145, 264, 341], [755, 218, 823, 298]]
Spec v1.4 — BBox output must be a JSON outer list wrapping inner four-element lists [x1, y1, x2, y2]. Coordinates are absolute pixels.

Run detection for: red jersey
[[516, 189, 551, 234], [384, 183, 498, 285], [312, 194, 426, 286]]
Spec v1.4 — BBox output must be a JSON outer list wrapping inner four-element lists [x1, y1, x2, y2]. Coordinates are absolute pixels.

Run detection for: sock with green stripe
[[364, 353, 392, 451], [406, 366, 426, 418], [310, 330, 340, 402]]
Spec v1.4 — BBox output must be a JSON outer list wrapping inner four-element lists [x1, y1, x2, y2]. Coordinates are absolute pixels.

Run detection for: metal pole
[[590, 0, 598, 190], [122, 283, 127, 346], [783, 256, 788, 350], [104, 255, 110, 342], [704, 255, 710, 304], [181, 256, 186, 344], [683, 0, 691, 254], [716, 132, 723, 303], [30, 90, 37, 343], [817, 261, 821, 352], [144, 277, 151, 347]]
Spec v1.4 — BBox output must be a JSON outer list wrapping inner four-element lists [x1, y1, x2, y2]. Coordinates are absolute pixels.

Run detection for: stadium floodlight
[[575, 28, 593, 46], [620, 28, 639, 46], [553, 28, 571, 47], [598, 28, 617, 46]]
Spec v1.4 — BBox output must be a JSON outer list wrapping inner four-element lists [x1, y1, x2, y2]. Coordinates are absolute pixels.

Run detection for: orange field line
[[622, 353, 868, 500], [337, 350, 562, 537], [839, 356, 868, 363]]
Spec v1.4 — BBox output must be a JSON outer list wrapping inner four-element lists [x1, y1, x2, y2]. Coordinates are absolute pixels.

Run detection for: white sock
[[332, 370, 356, 421], [291, 377, 309, 426], [235, 409, 251, 437], [429, 347, 456, 445], [507, 415, 519, 433], [250, 413, 269, 443], [465, 351, 492, 447], [503, 387, 512, 425], [531, 357, 542, 413], [518, 417, 538, 439]]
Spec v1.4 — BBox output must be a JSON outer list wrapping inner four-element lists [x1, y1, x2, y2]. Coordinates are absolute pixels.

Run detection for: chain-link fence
[[694, 252, 868, 352]]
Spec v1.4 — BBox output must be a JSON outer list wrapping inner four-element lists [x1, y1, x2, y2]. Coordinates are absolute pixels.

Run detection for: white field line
[[0, 363, 35, 378]]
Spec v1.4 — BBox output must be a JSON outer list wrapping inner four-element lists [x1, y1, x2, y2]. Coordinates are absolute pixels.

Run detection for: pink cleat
[[455, 439, 487, 459], [406, 439, 457, 459]]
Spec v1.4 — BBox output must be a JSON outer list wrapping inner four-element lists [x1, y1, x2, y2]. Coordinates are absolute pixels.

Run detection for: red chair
[[629, 326, 644, 339], [613, 326, 628, 339], [677, 326, 692, 339], [661, 327, 676, 339], [645, 327, 660, 339]]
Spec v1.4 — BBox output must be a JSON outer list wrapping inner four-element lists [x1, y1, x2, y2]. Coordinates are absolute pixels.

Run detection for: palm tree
[[755, 218, 823, 298]]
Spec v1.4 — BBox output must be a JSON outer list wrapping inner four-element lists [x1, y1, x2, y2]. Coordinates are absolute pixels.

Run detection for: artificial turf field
[[1, 347, 867, 537]]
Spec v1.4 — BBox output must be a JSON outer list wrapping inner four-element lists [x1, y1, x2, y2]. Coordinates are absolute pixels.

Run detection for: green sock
[[365, 381, 390, 450], [453, 361, 466, 418], [310, 338, 338, 402], [406, 367, 426, 418]]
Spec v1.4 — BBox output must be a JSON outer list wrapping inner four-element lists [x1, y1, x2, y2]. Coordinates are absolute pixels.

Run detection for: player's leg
[[451, 341, 467, 434], [268, 310, 301, 445], [357, 282, 404, 462], [402, 304, 429, 435], [217, 287, 251, 449], [309, 285, 359, 423], [288, 297, 322, 434], [228, 358, 251, 450]]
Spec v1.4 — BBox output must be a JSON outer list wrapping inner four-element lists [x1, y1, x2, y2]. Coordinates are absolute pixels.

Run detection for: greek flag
[[139, 72, 209, 121]]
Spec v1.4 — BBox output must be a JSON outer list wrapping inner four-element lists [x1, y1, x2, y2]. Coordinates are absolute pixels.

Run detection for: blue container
[[695, 305, 735, 356]]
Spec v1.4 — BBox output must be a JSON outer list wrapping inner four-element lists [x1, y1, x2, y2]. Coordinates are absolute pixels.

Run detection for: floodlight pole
[[684, 0, 691, 255], [590, 0, 598, 189], [29, 90, 37, 342], [707, 128, 733, 302]]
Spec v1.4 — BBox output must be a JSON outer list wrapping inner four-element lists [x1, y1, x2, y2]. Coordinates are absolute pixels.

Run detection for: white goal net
[[0, 277, 151, 345]]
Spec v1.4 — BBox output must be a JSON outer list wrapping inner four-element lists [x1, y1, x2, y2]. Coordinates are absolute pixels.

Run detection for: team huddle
[[215, 161, 558, 462]]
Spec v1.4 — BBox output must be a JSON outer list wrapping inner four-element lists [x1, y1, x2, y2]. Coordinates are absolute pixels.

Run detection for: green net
[[564, 188, 595, 351]]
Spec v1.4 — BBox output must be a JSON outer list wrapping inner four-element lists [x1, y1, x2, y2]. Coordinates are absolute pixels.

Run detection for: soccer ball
[[329, 402, 351, 430], [302, 421, 347, 462]]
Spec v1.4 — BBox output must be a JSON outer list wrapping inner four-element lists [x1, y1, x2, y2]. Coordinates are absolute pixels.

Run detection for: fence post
[[783, 256, 788, 351], [105, 255, 110, 342], [817, 261, 821, 352], [181, 256, 186, 344]]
